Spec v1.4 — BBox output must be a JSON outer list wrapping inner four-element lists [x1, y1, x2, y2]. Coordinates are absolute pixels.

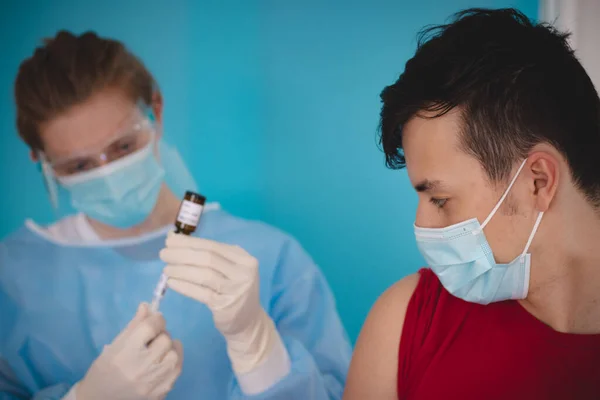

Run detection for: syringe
[[150, 191, 207, 313]]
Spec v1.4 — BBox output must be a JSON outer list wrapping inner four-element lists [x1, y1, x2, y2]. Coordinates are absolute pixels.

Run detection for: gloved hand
[[159, 232, 280, 375], [75, 303, 183, 400]]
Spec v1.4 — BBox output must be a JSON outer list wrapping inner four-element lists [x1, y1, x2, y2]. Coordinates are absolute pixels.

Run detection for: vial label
[[177, 200, 204, 226]]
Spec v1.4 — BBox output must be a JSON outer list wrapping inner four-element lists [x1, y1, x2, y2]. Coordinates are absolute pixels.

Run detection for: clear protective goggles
[[37, 106, 199, 219], [43, 112, 155, 179]]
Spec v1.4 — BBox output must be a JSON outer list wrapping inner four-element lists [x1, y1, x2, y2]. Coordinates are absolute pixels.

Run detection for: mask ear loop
[[518, 210, 544, 299], [522, 211, 544, 256], [479, 159, 529, 231]]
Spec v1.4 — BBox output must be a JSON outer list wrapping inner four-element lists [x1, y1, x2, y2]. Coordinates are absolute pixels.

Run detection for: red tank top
[[397, 268, 600, 399]]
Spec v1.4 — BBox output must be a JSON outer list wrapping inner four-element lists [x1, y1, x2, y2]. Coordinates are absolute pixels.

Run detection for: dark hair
[[15, 30, 157, 151], [379, 8, 600, 206]]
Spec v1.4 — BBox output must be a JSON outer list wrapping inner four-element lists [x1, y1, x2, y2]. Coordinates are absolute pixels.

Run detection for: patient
[[344, 8, 600, 400]]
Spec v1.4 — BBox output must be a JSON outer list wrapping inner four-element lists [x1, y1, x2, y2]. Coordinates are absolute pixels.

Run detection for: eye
[[65, 159, 94, 174], [429, 198, 448, 208], [111, 137, 138, 156], [117, 139, 133, 152]]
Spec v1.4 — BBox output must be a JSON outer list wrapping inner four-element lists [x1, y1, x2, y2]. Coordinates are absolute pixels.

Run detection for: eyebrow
[[414, 179, 445, 193]]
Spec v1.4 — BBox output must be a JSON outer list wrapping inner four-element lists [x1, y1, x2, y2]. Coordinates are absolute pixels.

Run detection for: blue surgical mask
[[414, 159, 544, 304], [57, 143, 165, 229]]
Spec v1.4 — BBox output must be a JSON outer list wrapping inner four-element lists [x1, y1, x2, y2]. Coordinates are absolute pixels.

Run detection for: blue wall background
[[0, 0, 537, 342]]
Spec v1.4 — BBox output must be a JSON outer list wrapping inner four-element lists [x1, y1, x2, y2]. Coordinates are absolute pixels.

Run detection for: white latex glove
[[159, 232, 280, 375], [75, 303, 183, 400]]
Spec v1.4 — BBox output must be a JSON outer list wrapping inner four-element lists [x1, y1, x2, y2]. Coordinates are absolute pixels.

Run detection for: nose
[[414, 201, 442, 229], [414, 202, 428, 228]]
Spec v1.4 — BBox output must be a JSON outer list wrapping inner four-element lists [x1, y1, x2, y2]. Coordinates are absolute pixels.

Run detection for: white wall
[[541, 0, 600, 91]]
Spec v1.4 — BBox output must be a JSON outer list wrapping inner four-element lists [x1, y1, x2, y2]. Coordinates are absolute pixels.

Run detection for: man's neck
[[519, 203, 600, 334], [87, 185, 181, 240]]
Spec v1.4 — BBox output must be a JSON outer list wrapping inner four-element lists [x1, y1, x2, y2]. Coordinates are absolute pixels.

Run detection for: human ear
[[528, 151, 559, 212]]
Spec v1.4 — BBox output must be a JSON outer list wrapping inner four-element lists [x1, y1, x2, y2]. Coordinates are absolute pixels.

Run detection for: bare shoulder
[[343, 273, 421, 400], [369, 273, 421, 326]]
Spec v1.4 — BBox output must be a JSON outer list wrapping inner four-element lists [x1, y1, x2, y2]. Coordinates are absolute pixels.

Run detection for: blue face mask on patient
[[57, 143, 165, 229], [414, 159, 544, 305]]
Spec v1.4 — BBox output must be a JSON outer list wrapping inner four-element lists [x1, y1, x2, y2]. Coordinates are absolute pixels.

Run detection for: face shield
[[38, 105, 198, 228]]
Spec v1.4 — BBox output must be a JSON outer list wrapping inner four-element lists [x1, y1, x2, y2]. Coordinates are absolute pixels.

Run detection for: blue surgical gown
[[0, 209, 352, 399]]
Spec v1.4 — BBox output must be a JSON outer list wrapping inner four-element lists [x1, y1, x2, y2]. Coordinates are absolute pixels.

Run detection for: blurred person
[[0, 30, 351, 400]]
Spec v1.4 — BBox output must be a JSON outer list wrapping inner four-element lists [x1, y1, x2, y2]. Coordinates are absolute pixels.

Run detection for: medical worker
[[0, 31, 351, 399], [344, 8, 600, 400]]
